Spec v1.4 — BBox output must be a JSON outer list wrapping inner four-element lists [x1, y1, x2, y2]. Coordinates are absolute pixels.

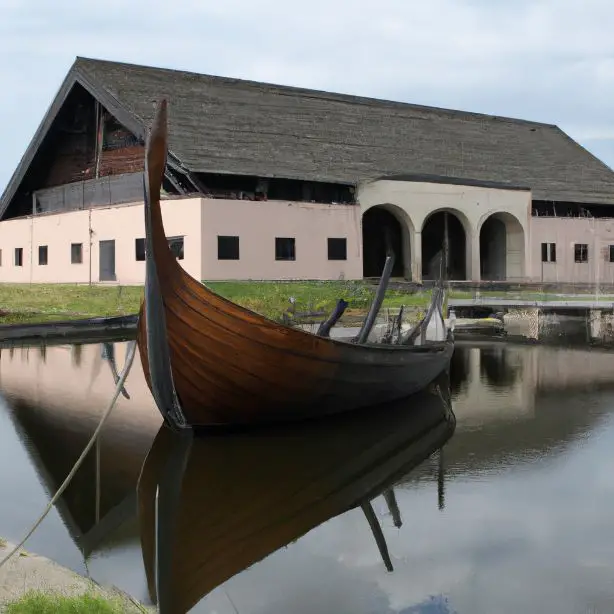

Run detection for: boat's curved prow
[[138, 99, 188, 431]]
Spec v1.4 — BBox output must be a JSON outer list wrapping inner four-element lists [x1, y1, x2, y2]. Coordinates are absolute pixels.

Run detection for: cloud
[[1, 0, 614, 192]]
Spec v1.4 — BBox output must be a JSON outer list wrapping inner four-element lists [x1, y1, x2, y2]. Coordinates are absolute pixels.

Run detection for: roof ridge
[[74, 56, 556, 129]]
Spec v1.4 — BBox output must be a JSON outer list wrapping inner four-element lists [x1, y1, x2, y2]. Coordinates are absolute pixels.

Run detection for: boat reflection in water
[[138, 375, 456, 614]]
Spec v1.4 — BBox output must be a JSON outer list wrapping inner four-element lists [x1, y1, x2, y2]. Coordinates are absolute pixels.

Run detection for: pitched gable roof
[[3, 56, 614, 215]]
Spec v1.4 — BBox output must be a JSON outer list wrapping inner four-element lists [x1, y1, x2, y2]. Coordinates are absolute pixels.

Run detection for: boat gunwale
[[168, 265, 452, 358]]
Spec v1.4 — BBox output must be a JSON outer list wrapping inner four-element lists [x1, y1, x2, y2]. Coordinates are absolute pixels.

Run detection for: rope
[[0, 339, 138, 570]]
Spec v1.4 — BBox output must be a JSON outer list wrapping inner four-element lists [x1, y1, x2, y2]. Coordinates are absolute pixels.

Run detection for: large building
[[2, 57, 614, 285]]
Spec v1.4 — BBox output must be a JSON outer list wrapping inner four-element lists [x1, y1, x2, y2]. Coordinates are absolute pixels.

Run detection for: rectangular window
[[14, 248, 23, 267], [328, 237, 347, 261], [217, 235, 240, 260], [541, 242, 556, 263], [38, 245, 48, 266], [71, 243, 83, 264], [574, 243, 588, 263], [135, 238, 146, 261], [168, 236, 184, 260], [0, 249, 3, 266], [275, 237, 296, 261], [609, 245, 614, 263]]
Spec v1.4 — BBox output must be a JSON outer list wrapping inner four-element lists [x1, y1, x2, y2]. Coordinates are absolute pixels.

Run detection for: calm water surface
[[1, 340, 614, 613]]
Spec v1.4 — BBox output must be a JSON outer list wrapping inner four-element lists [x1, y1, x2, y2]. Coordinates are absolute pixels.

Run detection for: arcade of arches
[[361, 206, 526, 281]]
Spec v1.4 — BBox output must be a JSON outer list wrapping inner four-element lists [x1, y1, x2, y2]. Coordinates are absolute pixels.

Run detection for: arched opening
[[362, 206, 408, 278], [422, 210, 467, 280], [479, 212, 525, 281]]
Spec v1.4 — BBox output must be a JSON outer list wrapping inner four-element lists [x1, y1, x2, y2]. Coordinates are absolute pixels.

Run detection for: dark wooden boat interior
[[136, 99, 454, 429], [137, 375, 456, 614]]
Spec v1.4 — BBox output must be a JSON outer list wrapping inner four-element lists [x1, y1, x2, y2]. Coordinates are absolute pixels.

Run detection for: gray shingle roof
[[5, 56, 614, 209]]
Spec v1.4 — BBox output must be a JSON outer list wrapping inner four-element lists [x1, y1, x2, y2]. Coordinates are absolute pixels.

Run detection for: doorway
[[99, 240, 116, 281]]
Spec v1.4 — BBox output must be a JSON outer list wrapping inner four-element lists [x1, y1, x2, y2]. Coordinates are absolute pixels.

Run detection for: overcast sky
[[1, 0, 613, 193]]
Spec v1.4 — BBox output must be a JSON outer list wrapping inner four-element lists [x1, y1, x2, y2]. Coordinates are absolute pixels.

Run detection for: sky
[[1, 0, 613, 194]]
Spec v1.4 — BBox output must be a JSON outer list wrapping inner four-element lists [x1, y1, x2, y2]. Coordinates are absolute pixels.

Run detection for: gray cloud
[[1, 0, 614, 192]]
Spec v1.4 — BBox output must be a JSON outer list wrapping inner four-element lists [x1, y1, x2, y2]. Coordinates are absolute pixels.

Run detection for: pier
[[448, 296, 614, 343]]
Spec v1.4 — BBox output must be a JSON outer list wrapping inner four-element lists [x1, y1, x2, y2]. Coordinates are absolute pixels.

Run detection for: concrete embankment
[[0, 540, 152, 612]]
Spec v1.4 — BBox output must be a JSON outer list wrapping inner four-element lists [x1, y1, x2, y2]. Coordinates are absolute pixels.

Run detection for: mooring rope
[[0, 339, 138, 571]]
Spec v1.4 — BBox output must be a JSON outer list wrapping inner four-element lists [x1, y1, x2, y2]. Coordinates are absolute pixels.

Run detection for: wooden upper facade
[[2, 56, 614, 220]]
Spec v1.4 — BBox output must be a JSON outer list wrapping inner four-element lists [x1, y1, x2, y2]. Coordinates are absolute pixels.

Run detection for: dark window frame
[[275, 237, 296, 261], [574, 243, 588, 263], [135, 238, 146, 261], [38, 245, 48, 266], [541, 242, 556, 263], [217, 235, 240, 260], [71, 243, 83, 264], [14, 247, 23, 267], [327, 237, 347, 261]]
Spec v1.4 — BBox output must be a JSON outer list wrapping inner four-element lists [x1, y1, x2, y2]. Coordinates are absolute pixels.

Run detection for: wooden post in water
[[383, 488, 402, 528], [356, 254, 395, 344], [437, 447, 446, 511], [317, 299, 349, 337]]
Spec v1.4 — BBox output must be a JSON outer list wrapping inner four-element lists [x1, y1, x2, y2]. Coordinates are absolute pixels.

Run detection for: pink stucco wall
[[201, 199, 362, 280], [2, 188, 613, 285], [530, 216, 614, 284], [0, 198, 202, 284], [0, 197, 362, 284]]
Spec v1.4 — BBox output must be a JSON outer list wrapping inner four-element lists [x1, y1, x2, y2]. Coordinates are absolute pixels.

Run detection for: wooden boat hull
[[137, 378, 456, 614], [136, 99, 454, 428], [137, 299, 453, 426]]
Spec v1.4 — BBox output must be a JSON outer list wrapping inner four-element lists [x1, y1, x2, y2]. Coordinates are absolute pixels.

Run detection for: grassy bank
[[3, 591, 143, 613], [0, 281, 434, 324], [0, 281, 607, 326]]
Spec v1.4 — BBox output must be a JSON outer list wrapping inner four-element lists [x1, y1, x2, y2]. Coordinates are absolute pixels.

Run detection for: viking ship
[[137, 378, 456, 614], [137, 99, 454, 429]]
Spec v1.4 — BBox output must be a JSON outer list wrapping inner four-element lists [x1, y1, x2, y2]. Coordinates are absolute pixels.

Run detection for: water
[[1, 340, 614, 613]]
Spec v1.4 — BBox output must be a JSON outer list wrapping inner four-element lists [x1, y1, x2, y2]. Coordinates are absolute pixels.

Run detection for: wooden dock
[[448, 297, 614, 311]]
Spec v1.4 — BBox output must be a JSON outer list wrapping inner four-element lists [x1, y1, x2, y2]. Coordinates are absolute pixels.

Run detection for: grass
[[206, 280, 428, 319], [0, 280, 610, 326], [0, 281, 430, 325], [3, 591, 140, 614]]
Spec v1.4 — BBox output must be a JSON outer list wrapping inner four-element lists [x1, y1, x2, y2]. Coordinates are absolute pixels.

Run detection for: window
[[541, 242, 556, 263], [14, 248, 23, 267], [0, 250, 3, 266], [71, 243, 83, 264], [38, 245, 48, 266], [574, 243, 588, 263], [217, 235, 240, 260], [275, 237, 296, 261], [328, 237, 347, 261], [609, 245, 614, 263], [168, 236, 184, 260], [135, 238, 146, 261]]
